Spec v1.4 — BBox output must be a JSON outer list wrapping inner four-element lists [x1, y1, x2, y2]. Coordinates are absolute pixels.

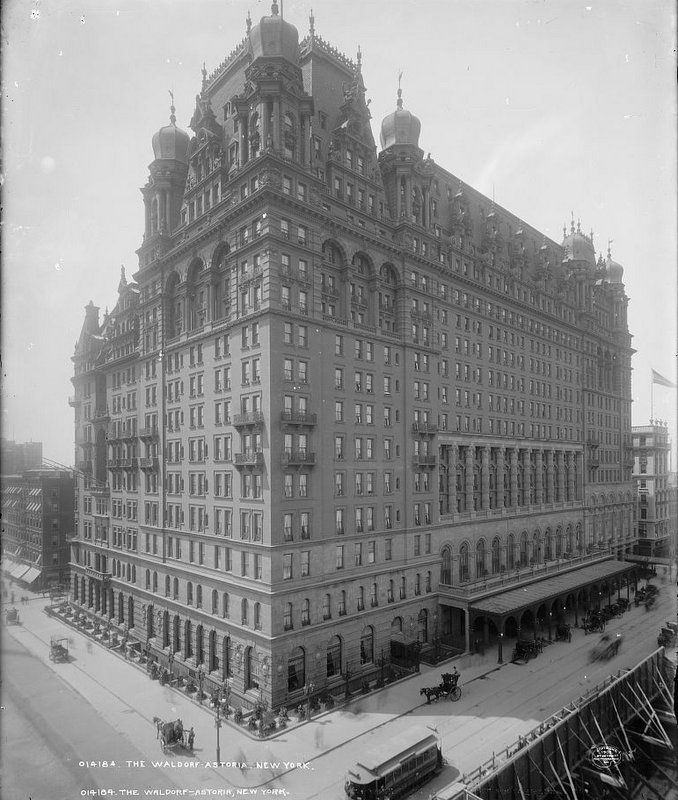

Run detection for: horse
[[153, 717, 183, 751], [420, 686, 443, 704]]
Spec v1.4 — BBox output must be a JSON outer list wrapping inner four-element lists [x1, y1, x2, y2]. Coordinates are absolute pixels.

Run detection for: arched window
[[249, 111, 260, 158], [507, 533, 516, 569], [165, 575, 171, 597], [326, 635, 341, 678], [284, 602, 293, 630], [212, 589, 218, 614], [245, 646, 259, 690], [196, 585, 202, 609], [222, 592, 229, 618], [491, 537, 501, 574], [519, 531, 528, 566], [532, 531, 541, 563], [339, 590, 346, 616], [288, 646, 305, 692], [400, 576, 406, 599], [476, 539, 486, 578], [187, 582, 193, 606], [173, 577, 179, 600], [425, 570, 432, 593], [441, 546, 452, 585], [418, 609, 428, 643], [302, 598, 311, 626], [387, 579, 394, 602], [360, 626, 374, 665], [241, 598, 248, 625], [459, 542, 469, 582], [254, 602, 261, 630], [145, 569, 151, 589], [323, 594, 331, 620], [152, 571, 158, 593], [183, 619, 192, 658]]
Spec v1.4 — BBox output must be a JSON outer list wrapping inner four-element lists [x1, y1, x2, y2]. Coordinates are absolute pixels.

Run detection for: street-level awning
[[21, 566, 42, 584], [11, 563, 31, 579], [469, 560, 636, 618]]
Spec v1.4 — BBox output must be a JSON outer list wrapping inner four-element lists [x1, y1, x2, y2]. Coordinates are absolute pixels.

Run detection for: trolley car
[[344, 727, 442, 799]]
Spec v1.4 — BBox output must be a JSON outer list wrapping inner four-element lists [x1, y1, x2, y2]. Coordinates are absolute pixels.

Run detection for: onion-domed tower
[[141, 97, 190, 242], [379, 82, 421, 150], [378, 78, 433, 225]]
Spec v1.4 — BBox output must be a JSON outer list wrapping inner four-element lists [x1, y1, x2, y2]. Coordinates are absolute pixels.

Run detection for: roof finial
[[246, 10, 252, 33], [607, 238, 613, 259], [168, 88, 176, 125], [271, 1, 279, 16], [397, 71, 403, 110], [309, 8, 314, 36], [576, 218, 582, 234], [589, 228, 594, 246], [356, 45, 362, 68], [563, 223, 567, 239], [570, 211, 575, 234], [201, 62, 207, 91]]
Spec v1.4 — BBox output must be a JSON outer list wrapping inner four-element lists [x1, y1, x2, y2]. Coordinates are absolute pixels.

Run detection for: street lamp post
[[497, 632, 504, 664], [548, 612, 553, 642], [214, 699, 222, 763], [304, 681, 316, 718], [168, 650, 175, 680]]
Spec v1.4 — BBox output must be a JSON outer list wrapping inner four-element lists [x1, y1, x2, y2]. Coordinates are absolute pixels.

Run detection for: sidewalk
[[2, 587, 508, 792]]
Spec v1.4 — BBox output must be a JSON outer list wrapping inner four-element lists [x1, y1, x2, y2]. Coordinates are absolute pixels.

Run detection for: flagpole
[[650, 372, 654, 420]]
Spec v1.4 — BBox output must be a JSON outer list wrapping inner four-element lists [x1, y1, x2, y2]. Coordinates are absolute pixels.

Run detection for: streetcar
[[344, 727, 442, 799]]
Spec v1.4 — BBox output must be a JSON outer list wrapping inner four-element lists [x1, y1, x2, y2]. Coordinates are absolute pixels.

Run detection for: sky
[[2, 0, 676, 467]]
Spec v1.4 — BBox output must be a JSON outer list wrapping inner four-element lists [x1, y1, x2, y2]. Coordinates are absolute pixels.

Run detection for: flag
[[651, 369, 676, 388]]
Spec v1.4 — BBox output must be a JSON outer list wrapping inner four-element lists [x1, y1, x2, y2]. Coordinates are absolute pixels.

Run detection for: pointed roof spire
[[607, 238, 614, 259], [309, 8, 314, 36], [201, 62, 207, 91], [168, 88, 176, 125], [397, 70, 403, 109], [246, 10, 252, 33], [570, 211, 575, 234], [356, 45, 362, 69], [563, 223, 567, 239], [576, 218, 582, 234]]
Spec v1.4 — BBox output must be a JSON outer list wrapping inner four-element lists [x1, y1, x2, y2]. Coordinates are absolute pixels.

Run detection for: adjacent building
[[69, 5, 637, 708], [631, 421, 675, 561], [1, 438, 43, 476], [1, 468, 74, 590]]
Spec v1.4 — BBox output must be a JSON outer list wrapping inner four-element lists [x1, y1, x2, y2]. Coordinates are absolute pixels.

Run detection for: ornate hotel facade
[[70, 5, 637, 708]]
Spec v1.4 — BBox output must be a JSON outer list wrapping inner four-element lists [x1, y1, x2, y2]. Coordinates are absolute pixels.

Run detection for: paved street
[[2, 580, 675, 800]]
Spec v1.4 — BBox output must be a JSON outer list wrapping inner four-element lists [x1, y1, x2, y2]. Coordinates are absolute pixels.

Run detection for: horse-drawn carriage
[[420, 671, 462, 703], [153, 717, 195, 753], [4, 607, 20, 625], [511, 638, 543, 663], [49, 635, 69, 662], [582, 612, 605, 635], [589, 633, 623, 663], [554, 623, 572, 642]]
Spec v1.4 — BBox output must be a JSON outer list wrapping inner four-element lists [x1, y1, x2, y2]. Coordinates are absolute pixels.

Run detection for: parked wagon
[[153, 717, 194, 753], [511, 639, 542, 663], [4, 607, 20, 625], [49, 635, 69, 662]]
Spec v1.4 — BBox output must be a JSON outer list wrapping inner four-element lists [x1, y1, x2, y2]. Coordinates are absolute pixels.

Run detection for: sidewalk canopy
[[469, 560, 636, 618], [21, 567, 42, 584]]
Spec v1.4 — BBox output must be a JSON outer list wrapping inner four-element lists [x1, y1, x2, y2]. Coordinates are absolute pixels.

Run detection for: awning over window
[[469, 560, 636, 618], [21, 567, 42, 584]]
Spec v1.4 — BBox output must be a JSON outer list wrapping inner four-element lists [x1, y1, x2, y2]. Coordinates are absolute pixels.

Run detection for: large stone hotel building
[[70, 5, 637, 708]]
